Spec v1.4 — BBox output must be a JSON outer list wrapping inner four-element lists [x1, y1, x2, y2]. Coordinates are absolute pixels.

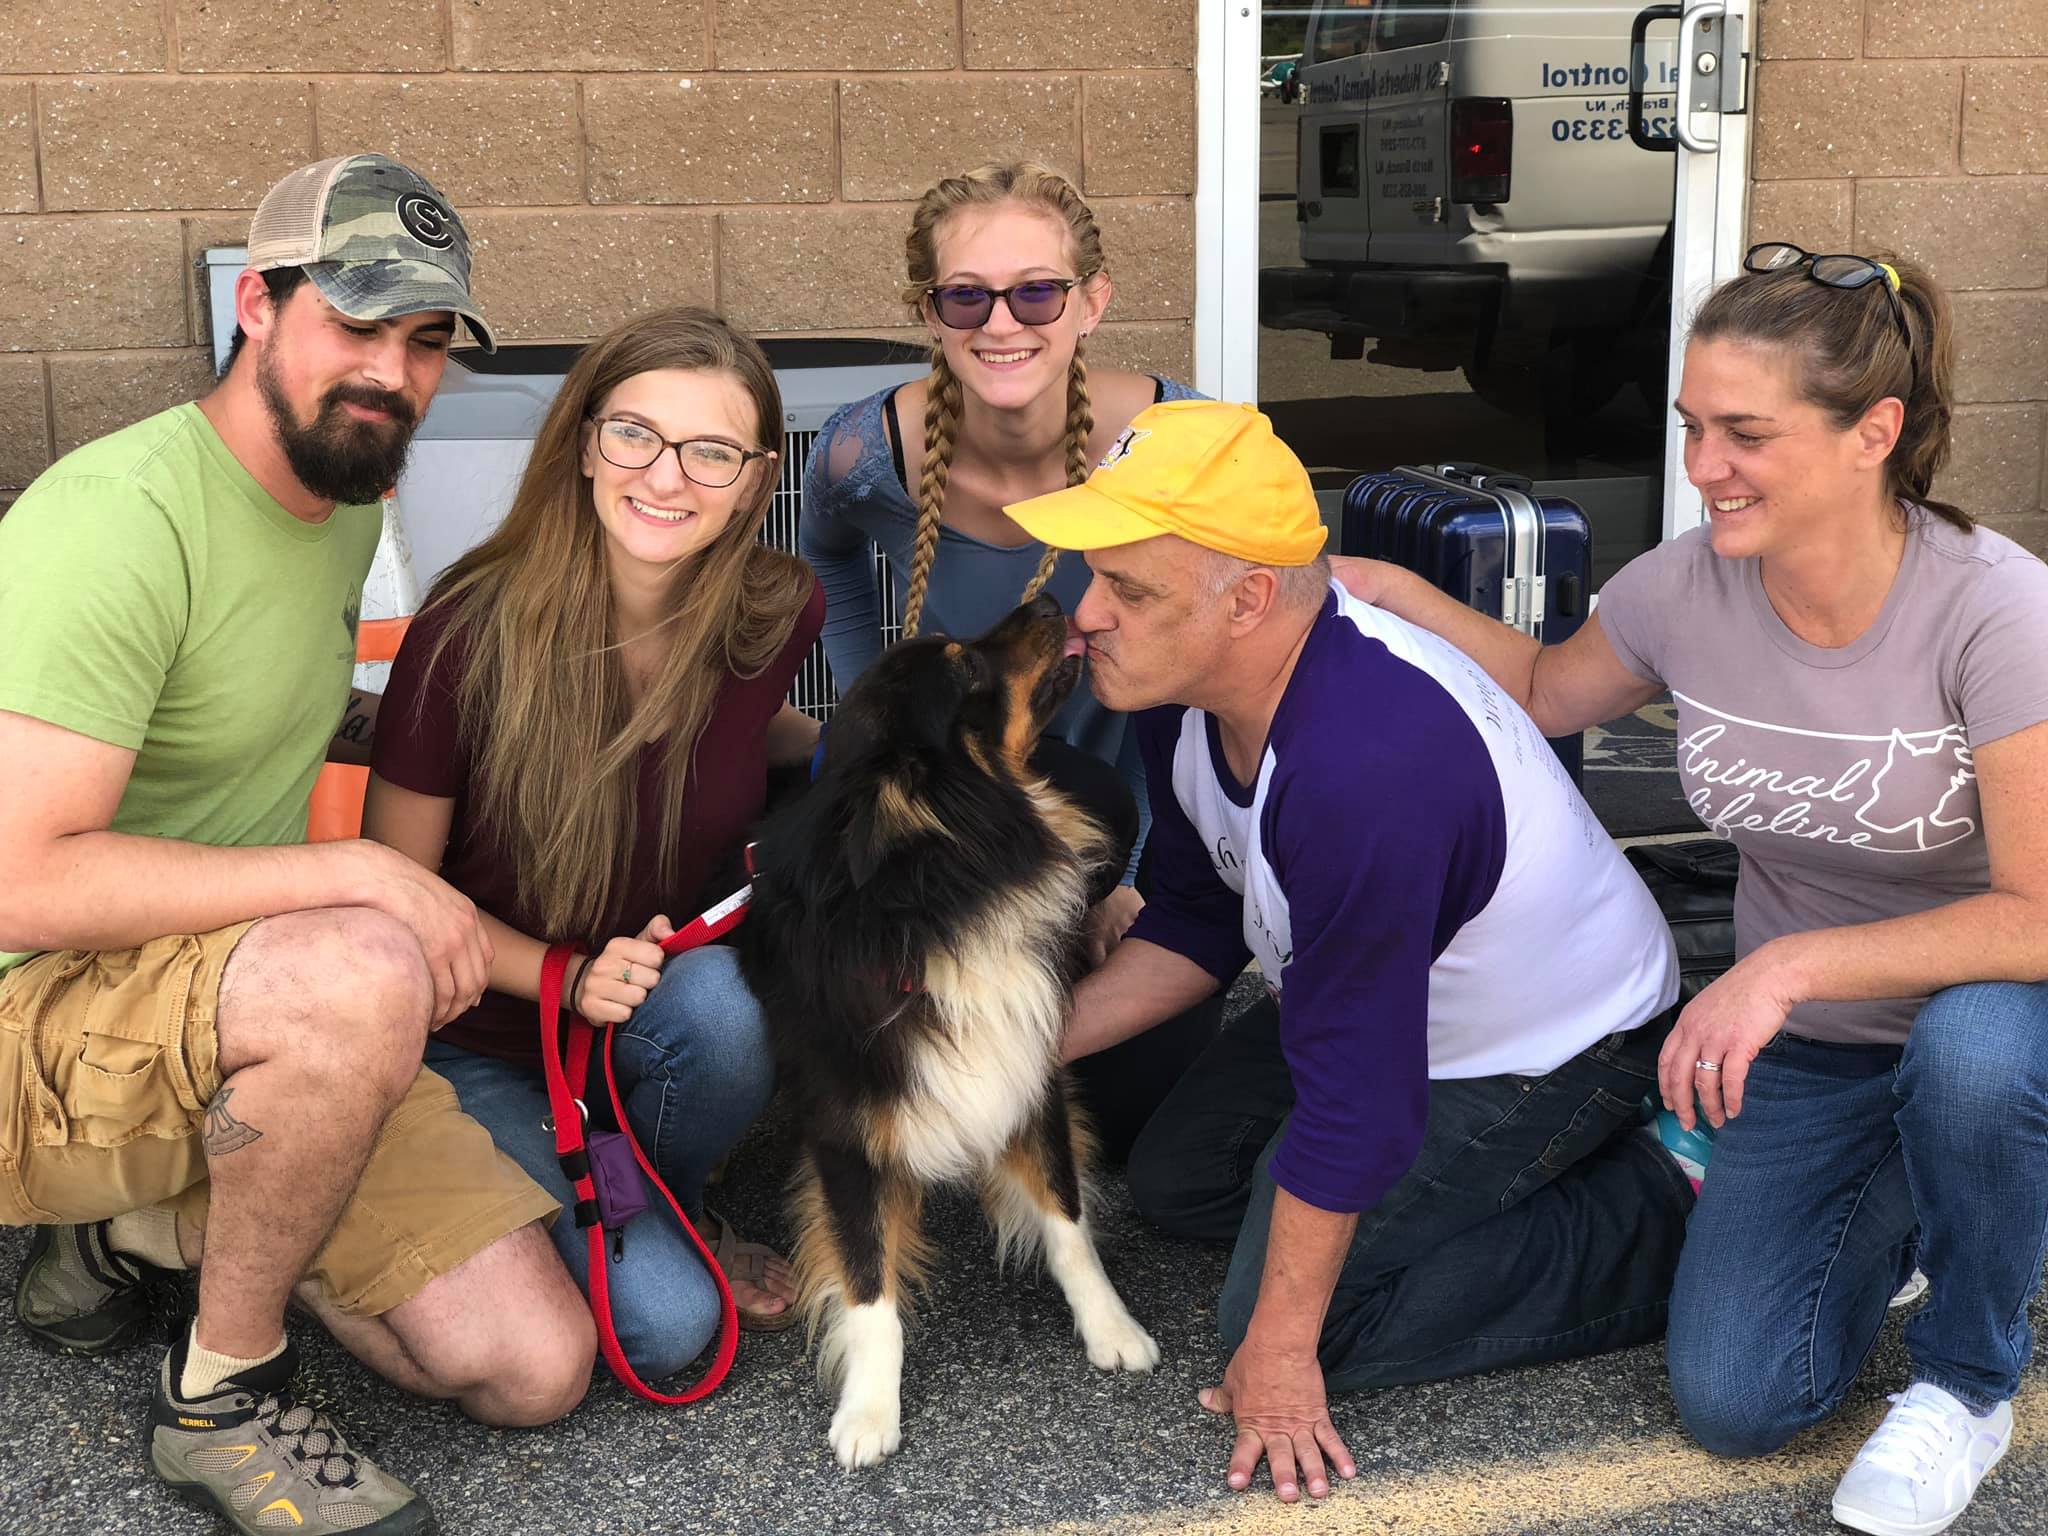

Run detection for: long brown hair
[[897, 162, 1106, 637], [420, 306, 812, 939], [1691, 251, 1965, 530]]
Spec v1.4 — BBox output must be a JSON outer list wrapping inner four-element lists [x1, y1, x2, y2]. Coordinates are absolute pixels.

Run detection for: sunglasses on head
[[924, 277, 1082, 331], [1743, 241, 1916, 381]]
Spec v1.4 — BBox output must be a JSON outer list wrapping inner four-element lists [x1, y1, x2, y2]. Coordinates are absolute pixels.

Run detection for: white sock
[[107, 1204, 187, 1272], [180, 1327, 286, 1400]]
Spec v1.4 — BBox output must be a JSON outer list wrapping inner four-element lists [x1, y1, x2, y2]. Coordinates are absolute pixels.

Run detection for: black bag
[[1625, 839, 1739, 1005]]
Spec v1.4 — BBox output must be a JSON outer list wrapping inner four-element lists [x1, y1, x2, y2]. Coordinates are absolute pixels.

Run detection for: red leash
[[537, 879, 754, 1404]]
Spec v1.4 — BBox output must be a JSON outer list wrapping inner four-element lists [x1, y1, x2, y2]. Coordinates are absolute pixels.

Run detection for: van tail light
[[1450, 97, 1512, 204]]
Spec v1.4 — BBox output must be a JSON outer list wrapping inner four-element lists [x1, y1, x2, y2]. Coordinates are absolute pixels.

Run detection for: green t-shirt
[[0, 403, 381, 973]]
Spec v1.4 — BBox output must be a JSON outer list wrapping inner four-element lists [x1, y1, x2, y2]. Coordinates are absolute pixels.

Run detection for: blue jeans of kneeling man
[[1126, 995, 1694, 1389], [424, 944, 774, 1382], [1667, 981, 2048, 1451]]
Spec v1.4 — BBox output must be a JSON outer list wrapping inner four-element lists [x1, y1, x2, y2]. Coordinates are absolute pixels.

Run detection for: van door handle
[[1627, 3, 1682, 153], [1676, 0, 1729, 153]]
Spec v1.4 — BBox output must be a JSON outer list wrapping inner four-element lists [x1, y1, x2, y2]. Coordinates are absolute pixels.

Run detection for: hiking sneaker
[[14, 1221, 174, 1356], [150, 1335, 433, 1535], [1831, 1382, 2012, 1536]]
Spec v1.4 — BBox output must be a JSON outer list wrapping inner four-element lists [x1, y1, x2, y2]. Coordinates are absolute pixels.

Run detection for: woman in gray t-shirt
[[1340, 250, 2048, 1534], [799, 162, 1210, 1158]]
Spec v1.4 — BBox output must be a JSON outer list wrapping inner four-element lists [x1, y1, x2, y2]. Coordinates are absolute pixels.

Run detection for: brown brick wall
[[1751, 0, 2048, 547], [0, 0, 1196, 502]]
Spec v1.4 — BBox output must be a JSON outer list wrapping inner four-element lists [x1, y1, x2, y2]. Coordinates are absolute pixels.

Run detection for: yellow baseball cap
[[1006, 400, 1327, 566]]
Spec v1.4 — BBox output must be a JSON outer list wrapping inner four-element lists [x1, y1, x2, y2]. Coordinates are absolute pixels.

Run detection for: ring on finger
[[621, 962, 633, 984], [1695, 1059, 1722, 1073]]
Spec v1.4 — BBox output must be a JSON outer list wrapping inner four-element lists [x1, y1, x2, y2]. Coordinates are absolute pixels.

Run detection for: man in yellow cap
[[1008, 400, 1689, 1506]]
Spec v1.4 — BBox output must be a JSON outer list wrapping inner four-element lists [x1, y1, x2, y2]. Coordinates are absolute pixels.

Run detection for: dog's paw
[[829, 1397, 903, 1470], [1081, 1310, 1161, 1374]]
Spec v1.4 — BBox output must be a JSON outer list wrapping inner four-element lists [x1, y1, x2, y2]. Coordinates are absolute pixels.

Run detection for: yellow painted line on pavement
[[1001, 1380, 2048, 1536]]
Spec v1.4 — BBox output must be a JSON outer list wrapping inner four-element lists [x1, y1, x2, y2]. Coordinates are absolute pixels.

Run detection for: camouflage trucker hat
[[247, 154, 496, 351]]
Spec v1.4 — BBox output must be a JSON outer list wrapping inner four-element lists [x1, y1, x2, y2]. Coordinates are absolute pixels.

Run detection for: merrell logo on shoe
[[177, 1416, 215, 1429]]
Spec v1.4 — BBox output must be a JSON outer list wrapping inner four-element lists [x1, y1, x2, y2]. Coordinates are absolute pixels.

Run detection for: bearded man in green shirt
[[0, 156, 593, 1536]]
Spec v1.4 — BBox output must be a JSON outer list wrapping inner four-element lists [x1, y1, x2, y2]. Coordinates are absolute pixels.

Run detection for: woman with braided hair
[[801, 162, 1212, 1157]]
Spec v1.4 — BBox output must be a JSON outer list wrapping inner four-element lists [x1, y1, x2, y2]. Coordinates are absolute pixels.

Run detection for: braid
[[1020, 543, 1062, 604], [1021, 342, 1093, 605], [901, 356, 963, 639], [1063, 340, 1095, 488]]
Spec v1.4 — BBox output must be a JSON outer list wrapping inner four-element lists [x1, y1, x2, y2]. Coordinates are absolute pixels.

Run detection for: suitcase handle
[[1395, 464, 1547, 635], [1415, 462, 1536, 495]]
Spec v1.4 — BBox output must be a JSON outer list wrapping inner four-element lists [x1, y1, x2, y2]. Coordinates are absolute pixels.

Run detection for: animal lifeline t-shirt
[[1596, 508, 2048, 1045]]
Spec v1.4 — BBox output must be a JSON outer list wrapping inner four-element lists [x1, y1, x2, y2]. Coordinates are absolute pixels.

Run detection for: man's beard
[[256, 344, 421, 506]]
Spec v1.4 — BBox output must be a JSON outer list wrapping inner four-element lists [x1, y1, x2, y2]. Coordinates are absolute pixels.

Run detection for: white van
[[1259, 0, 1681, 412]]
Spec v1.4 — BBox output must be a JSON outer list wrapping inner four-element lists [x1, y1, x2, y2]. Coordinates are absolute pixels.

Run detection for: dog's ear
[[893, 648, 977, 755], [844, 774, 945, 889], [845, 803, 888, 889]]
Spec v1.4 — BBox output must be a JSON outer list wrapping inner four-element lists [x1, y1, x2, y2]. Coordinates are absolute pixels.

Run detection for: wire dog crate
[[758, 419, 906, 721]]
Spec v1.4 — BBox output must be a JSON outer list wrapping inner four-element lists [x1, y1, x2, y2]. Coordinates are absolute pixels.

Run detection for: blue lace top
[[799, 375, 1204, 879]]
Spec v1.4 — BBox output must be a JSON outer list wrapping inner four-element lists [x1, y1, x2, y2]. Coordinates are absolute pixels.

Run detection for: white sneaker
[[1831, 1382, 2012, 1536], [1888, 1269, 1930, 1310]]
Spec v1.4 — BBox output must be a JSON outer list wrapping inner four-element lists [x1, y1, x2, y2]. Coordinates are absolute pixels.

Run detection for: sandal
[[702, 1208, 802, 1333]]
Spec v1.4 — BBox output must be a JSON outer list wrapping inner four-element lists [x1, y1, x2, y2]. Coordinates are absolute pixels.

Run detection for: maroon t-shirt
[[373, 578, 824, 1064]]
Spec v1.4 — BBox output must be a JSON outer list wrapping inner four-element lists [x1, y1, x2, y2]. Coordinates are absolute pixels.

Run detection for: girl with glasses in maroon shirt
[[367, 307, 822, 1368]]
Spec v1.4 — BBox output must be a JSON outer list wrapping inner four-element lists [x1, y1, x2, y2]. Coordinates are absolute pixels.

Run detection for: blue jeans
[[1668, 982, 2048, 1450], [1126, 996, 1694, 1390], [424, 945, 775, 1381]]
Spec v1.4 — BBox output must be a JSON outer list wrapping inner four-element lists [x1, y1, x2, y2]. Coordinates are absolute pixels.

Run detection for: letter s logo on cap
[[396, 194, 455, 250], [1098, 427, 1150, 471]]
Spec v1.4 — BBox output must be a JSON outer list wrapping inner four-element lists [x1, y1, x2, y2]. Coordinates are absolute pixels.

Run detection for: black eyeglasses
[[1743, 242, 1916, 371], [590, 417, 774, 489], [924, 277, 1082, 330]]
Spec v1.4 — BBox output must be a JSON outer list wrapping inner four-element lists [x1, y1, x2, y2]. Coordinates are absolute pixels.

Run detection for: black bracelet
[[568, 951, 599, 1015]]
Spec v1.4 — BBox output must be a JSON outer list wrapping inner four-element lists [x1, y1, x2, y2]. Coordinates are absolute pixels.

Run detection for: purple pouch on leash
[[586, 1131, 649, 1230]]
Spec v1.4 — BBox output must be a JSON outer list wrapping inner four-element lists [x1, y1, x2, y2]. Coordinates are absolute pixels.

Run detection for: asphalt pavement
[[4, 980, 2045, 1536]]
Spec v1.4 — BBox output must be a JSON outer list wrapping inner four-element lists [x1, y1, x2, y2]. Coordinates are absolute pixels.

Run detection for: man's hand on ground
[[349, 840, 493, 1027], [1199, 1335, 1357, 1503]]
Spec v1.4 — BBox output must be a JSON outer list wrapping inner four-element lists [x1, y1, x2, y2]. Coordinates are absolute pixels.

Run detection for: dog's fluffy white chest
[[890, 880, 1079, 1183]]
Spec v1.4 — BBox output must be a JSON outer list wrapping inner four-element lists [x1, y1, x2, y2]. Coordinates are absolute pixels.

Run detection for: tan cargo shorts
[[0, 921, 557, 1315]]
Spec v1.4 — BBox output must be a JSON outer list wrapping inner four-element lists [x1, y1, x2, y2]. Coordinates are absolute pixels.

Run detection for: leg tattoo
[[202, 1086, 263, 1156]]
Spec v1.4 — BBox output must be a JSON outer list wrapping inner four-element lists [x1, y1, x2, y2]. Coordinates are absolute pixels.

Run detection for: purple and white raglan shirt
[[1126, 584, 1678, 1216]]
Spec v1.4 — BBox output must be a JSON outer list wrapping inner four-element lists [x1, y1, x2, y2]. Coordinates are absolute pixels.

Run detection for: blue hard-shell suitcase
[[1339, 462, 1592, 782]]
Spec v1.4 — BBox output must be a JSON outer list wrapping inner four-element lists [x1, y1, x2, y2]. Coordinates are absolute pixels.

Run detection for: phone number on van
[[1552, 115, 1674, 141]]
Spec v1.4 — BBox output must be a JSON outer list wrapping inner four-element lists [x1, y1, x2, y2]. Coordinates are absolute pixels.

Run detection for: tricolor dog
[[738, 593, 1159, 1469]]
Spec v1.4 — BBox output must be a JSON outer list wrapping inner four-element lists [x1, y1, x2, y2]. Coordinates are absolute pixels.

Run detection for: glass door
[[1217, 0, 1750, 584]]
